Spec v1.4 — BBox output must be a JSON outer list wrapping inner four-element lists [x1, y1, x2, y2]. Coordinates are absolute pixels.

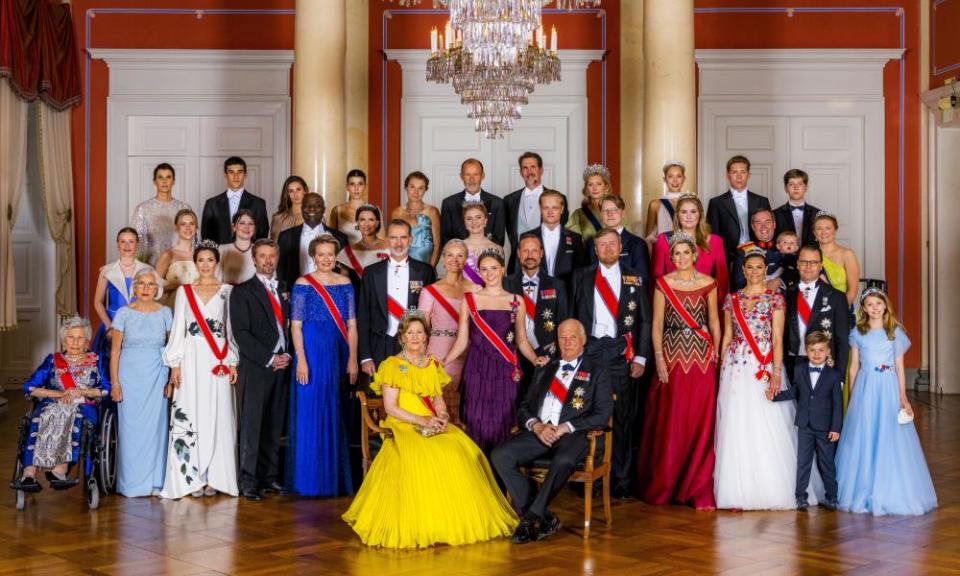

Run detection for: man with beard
[[276, 192, 348, 288]]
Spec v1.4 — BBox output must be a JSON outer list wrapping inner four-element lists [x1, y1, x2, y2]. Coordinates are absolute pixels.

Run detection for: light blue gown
[[286, 282, 354, 497], [112, 306, 173, 497], [835, 328, 937, 515], [409, 213, 434, 264]]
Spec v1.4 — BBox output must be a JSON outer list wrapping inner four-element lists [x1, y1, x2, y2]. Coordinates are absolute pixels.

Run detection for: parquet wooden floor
[[2, 391, 958, 576]]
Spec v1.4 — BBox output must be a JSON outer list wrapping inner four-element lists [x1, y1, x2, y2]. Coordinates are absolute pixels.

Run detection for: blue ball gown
[[112, 306, 172, 497], [835, 327, 937, 515], [286, 282, 354, 497], [408, 213, 435, 264]]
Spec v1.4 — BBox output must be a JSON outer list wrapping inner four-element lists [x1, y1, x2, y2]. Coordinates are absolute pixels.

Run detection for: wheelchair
[[10, 399, 118, 510]]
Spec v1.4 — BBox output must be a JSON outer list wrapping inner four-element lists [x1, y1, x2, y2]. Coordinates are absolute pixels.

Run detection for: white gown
[[161, 284, 239, 498], [714, 290, 823, 510]]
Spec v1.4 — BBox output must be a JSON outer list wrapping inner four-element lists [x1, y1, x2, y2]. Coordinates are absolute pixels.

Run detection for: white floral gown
[[161, 284, 239, 498]]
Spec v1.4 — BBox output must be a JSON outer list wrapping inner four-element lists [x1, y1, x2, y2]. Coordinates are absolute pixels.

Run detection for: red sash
[[52, 353, 78, 390], [424, 284, 459, 323], [731, 293, 773, 383], [465, 293, 521, 382], [548, 376, 568, 403], [522, 294, 536, 320], [303, 275, 349, 344], [595, 268, 634, 362], [657, 278, 713, 350], [264, 285, 284, 327], [797, 291, 812, 326], [183, 286, 230, 376], [387, 295, 405, 321], [343, 245, 365, 278]]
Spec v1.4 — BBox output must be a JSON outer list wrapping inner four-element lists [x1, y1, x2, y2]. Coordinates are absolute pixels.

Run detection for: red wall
[[367, 1, 619, 212], [69, 0, 295, 320], [694, 0, 922, 367], [932, 0, 960, 86]]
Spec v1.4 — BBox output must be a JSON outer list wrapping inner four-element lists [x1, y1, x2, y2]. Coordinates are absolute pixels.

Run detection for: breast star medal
[[571, 389, 585, 410], [624, 314, 634, 327], [543, 320, 555, 333], [574, 386, 585, 397], [821, 319, 832, 329], [506, 330, 515, 343], [627, 301, 637, 311]]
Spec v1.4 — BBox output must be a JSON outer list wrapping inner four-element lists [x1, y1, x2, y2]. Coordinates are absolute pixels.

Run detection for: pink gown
[[651, 232, 729, 305], [419, 287, 464, 419]]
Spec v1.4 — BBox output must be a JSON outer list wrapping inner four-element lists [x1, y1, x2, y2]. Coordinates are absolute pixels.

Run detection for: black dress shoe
[[261, 481, 285, 494], [795, 499, 809, 511], [612, 484, 632, 500], [45, 471, 79, 490], [242, 488, 263, 501], [537, 513, 562, 541], [820, 500, 838, 511], [14, 476, 42, 493], [511, 518, 539, 544]]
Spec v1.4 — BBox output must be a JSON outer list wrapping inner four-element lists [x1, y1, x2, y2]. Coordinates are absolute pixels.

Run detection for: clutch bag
[[414, 424, 441, 438], [897, 408, 914, 425]]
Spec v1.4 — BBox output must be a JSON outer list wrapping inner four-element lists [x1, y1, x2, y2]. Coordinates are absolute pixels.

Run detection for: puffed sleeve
[[771, 291, 785, 311], [163, 287, 188, 368], [893, 327, 911, 358], [23, 354, 55, 397], [112, 307, 129, 333], [848, 329, 862, 350], [291, 284, 307, 322], [223, 286, 239, 366]]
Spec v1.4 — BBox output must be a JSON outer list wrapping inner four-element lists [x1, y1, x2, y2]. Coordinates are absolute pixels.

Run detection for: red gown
[[651, 232, 729, 305], [637, 280, 718, 509]]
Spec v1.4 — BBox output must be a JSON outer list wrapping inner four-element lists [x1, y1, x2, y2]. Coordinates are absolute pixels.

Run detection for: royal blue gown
[[92, 272, 134, 387], [286, 282, 354, 497], [836, 328, 937, 515]]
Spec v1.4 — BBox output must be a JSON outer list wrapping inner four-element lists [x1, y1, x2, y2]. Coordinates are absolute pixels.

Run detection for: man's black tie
[[562, 363, 575, 372], [791, 205, 805, 212]]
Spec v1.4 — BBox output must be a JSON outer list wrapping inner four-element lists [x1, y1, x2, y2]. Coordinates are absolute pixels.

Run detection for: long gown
[[836, 328, 937, 516], [419, 287, 464, 418], [112, 306, 172, 497], [652, 232, 730, 305], [409, 213, 435, 264], [131, 196, 193, 266], [91, 260, 156, 388], [160, 260, 199, 309], [822, 254, 853, 409], [461, 293, 519, 454], [342, 356, 518, 548], [637, 281, 717, 508], [714, 290, 822, 509], [286, 282, 354, 497], [161, 285, 239, 498]]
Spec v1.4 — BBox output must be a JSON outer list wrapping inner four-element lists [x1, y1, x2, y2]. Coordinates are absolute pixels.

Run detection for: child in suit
[[766, 331, 841, 510], [776, 230, 800, 290]]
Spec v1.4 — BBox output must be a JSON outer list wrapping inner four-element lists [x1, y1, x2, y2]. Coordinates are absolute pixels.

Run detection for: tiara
[[814, 209, 836, 220], [662, 160, 686, 172], [860, 287, 885, 304], [476, 248, 505, 263], [743, 246, 767, 260], [358, 203, 379, 213], [400, 309, 427, 323], [678, 192, 699, 200], [196, 239, 219, 251], [582, 163, 611, 181], [668, 231, 696, 248]]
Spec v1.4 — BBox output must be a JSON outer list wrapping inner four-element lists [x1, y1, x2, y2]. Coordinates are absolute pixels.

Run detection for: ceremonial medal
[[574, 386, 585, 397], [542, 308, 554, 320], [543, 320, 555, 333], [821, 319, 832, 329], [627, 301, 637, 311], [409, 281, 423, 294], [571, 397, 585, 410], [506, 330, 515, 343], [624, 315, 634, 327]]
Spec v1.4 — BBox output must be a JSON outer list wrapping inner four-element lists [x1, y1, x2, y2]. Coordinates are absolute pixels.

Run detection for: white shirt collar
[[227, 188, 244, 197], [730, 188, 747, 197], [389, 256, 409, 267], [788, 201, 805, 207], [600, 262, 620, 276], [542, 223, 561, 235], [257, 273, 276, 286], [809, 363, 825, 369], [799, 280, 817, 291], [464, 190, 482, 202], [523, 271, 539, 282], [303, 222, 323, 233], [523, 184, 543, 196], [615, 225, 624, 234]]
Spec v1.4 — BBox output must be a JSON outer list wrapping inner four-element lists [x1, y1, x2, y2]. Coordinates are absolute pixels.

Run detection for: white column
[[620, 0, 644, 226], [345, 0, 369, 185], [642, 0, 696, 216], [294, 0, 346, 200]]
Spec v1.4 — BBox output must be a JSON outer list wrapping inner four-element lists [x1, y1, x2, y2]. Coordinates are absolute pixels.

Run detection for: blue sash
[[660, 198, 675, 220], [583, 208, 602, 233]]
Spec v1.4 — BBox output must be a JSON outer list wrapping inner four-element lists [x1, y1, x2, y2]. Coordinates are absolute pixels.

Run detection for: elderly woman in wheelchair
[[14, 317, 109, 493]]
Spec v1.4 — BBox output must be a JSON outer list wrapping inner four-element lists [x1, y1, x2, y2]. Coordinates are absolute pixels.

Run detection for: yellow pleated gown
[[342, 356, 518, 549]]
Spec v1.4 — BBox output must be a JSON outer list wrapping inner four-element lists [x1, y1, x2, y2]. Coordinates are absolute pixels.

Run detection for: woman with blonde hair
[[566, 163, 610, 243], [156, 208, 200, 308], [643, 160, 688, 242]]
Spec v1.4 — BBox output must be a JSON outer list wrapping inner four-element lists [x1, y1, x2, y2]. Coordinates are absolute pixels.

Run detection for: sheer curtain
[[0, 82, 28, 330], [37, 102, 77, 317]]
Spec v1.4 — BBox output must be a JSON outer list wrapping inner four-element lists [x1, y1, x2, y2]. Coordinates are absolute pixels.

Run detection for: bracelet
[[654, 351, 664, 356]]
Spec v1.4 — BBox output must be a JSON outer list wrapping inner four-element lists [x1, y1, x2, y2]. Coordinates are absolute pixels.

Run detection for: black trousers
[[238, 361, 287, 492], [608, 361, 635, 488], [796, 426, 838, 502], [491, 430, 589, 519]]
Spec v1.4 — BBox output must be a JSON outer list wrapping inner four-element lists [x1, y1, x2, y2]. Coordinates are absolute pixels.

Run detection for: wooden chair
[[519, 418, 614, 540], [357, 390, 392, 476]]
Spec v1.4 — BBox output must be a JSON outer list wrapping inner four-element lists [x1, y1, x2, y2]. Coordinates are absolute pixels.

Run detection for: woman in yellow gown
[[342, 313, 518, 549], [814, 211, 861, 410]]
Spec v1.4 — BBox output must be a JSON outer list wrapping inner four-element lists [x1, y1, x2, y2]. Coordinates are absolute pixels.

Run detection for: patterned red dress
[[637, 280, 718, 509]]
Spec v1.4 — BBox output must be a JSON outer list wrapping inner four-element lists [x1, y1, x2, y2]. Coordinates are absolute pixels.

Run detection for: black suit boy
[[706, 190, 771, 266], [439, 190, 506, 246], [784, 280, 850, 381], [774, 202, 820, 247], [229, 274, 290, 496], [773, 360, 842, 506], [275, 224, 349, 288], [357, 258, 437, 369], [491, 356, 613, 524], [200, 190, 270, 245], [503, 187, 569, 271]]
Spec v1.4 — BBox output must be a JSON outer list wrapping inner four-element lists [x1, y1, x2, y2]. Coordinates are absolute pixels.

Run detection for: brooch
[[565, 236, 573, 245], [571, 397, 585, 410], [543, 320, 555, 333], [409, 281, 423, 294], [399, 364, 408, 373], [506, 330, 515, 343], [624, 315, 634, 327], [627, 301, 637, 311], [575, 371, 590, 381]]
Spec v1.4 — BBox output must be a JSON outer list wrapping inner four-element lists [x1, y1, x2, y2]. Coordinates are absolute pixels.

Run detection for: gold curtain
[[0, 81, 29, 330]]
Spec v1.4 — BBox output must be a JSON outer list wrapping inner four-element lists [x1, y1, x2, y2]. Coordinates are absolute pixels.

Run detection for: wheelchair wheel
[[15, 489, 25, 510], [12, 453, 25, 511], [86, 477, 100, 510], [98, 408, 118, 493]]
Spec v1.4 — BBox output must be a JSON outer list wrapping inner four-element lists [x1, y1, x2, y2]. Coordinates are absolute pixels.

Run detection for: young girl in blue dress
[[835, 288, 937, 515]]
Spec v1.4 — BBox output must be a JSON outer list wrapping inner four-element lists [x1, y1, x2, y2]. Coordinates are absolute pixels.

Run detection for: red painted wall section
[[694, 0, 922, 367], [368, 1, 620, 212], [68, 0, 295, 320], [932, 0, 960, 86]]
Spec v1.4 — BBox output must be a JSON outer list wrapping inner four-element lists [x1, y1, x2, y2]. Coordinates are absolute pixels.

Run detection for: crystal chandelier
[[427, 23, 559, 138]]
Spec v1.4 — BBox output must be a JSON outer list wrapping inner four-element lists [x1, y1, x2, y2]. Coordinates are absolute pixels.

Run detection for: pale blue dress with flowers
[[836, 328, 937, 515]]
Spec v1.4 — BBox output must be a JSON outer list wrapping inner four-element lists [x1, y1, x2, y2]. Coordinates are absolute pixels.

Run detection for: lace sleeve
[[291, 284, 308, 322], [346, 284, 356, 322]]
